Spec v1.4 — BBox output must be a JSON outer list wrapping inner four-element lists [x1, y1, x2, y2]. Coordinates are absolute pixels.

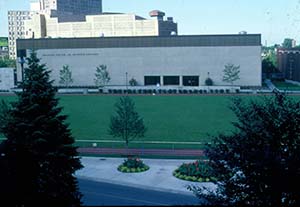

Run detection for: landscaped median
[[173, 160, 217, 182], [117, 156, 150, 173]]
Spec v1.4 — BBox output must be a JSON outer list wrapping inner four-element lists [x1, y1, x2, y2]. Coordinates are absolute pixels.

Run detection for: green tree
[[109, 96, 146, 147], [222, 63, 240, 85], [282, 38, 294, 48], [59, 64, 73, 87], [0, 56, 16, 68], [0, 100, 11, 133], [189, 92, 300, 206], [0, 52, 83, 206], [94, 64, 110, 87], [262, 57, 279, 78]]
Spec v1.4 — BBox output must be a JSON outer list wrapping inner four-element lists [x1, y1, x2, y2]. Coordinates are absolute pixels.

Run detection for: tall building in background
[[7, 10, 37, 59], [24, 10, 177, 39], [40, 0, 102, 22], [9, 0, 177, 59]]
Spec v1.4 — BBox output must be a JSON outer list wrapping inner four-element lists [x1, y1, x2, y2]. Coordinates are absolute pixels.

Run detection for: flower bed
[[173, 160, 215, 182], [118, 156, 149, 173]]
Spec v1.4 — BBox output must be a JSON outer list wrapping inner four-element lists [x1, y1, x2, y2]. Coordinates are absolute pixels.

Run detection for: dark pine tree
[[189, 92, 300, 206], [0, 51, 83, 206]]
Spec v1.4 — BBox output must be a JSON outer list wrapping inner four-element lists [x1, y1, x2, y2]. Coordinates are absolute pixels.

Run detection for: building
[[16, 34, 262, 87], [24, 11, 177, 39], [0, 68, 15, 90], [39, 0, 102, 22], [277, 48, 300, 82], [7, 10, 36, 59]]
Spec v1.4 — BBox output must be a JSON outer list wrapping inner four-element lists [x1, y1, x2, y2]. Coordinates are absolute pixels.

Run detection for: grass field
[[273, 81, 300, 91], [1, 94, 299, 149]]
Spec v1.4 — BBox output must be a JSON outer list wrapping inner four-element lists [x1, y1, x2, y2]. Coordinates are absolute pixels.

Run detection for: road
[[78, 178, 202, 206]]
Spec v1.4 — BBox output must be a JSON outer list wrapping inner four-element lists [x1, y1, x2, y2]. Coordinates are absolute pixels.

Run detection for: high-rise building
[[24, 11, 177, 39], [40, 0, 102, 22], [7, 10, 36, 59]]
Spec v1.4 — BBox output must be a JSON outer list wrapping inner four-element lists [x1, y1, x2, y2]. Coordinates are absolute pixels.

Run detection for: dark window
[[183, 76, 199, 86], [144, 76, 160, 85], [163, 76, 179, 85]]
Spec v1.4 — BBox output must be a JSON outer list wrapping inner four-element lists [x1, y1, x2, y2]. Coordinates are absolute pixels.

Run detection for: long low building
[[16, 34, 262, 87]]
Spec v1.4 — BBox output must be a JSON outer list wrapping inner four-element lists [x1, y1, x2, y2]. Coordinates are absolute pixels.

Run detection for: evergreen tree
[[189, 92, 300, 206], [0, 52, 83, 206], [109, 96, 146, 147]]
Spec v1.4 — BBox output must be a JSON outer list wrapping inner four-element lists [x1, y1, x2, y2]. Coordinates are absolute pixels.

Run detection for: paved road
[[78, 178, 202, 206]]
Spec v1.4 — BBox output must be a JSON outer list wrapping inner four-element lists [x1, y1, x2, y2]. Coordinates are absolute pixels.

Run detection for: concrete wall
[[0, 68, 15, 90], [24, 13, 177, 39], [20, 46, 261, 87]]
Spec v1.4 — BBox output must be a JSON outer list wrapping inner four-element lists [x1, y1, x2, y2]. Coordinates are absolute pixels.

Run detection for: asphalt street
[[78, 178, 201, 206]]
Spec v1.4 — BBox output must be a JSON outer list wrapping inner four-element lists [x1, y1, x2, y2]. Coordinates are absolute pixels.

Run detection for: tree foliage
[[94, 64, 110, 87], [0, 56, 16, 68], [282, 38, 294, 48], [222, 63, 240, 85], [0, 52, 83, 206], [0, 100, 11, 133], [109, 96, 146, 147], [59, 64, 73, 87], [189, 92, 300, 206], [262, 57, 279, 78]]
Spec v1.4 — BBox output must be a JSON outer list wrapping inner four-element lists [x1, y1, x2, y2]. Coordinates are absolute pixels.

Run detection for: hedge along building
[[16, 34, 262, 87]]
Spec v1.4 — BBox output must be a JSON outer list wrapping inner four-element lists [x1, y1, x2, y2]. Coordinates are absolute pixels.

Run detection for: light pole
[[18, 56, 25, 83], [125, 72, 128, 95]]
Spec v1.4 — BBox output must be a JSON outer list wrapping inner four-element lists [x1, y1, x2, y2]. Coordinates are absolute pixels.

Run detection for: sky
[[1, 0, 300, 46]]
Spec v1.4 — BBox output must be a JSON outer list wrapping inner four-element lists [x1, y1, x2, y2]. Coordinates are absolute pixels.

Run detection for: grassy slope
[[60, 95, 238, 142], [0, 95, 258, 143], [273, 81, 300, 91]]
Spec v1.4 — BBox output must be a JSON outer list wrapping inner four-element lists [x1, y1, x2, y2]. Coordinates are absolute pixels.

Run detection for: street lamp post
[[18, 56, 25, 83], [125, 72, 128, 95]]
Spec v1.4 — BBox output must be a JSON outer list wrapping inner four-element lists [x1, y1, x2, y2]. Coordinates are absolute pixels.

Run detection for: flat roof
[[17, 34, 261, 52]]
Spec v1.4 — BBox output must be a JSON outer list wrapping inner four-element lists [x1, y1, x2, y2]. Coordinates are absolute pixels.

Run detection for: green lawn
[[273, 81, 300, 91], [1, 94, 299, 149], [0, 37, 8, 47]]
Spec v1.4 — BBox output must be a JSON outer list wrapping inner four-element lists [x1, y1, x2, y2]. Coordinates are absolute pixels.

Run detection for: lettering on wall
[[42, 53, 99, 57]]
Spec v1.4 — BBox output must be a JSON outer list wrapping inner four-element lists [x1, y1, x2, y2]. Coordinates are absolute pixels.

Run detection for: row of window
[[144, 76, 199, 86]]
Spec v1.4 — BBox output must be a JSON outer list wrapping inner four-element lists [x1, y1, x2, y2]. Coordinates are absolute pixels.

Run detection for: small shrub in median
[[173, 160, 215, 182], [118, 156, 150, 173]]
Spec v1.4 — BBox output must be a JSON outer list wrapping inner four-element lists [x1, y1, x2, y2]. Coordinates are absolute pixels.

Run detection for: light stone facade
[[18, 46, 261, 87], [7, 11, 36, 59], [24, 13, 176, 39], [0, 68, 15, 90]]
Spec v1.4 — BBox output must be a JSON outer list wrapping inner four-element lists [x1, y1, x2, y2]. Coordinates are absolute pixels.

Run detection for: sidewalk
[[76, 157, 216, 196]]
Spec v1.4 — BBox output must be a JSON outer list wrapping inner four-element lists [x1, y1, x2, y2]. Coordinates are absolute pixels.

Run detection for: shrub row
[[102, 88, 240, 94]]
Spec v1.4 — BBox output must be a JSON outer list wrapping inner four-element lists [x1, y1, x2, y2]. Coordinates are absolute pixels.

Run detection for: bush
[[179, 90, 183, 94], [168, 89, 173, 94], [108, 89, 112, 93], [199, 89, 203, 94], [129, 78, 138, 86], [138, 89, 142, 94], [173, 160, 213, 182], [214, 89, 219, 93], [225, 89, 230, 93], [193, 89, 198, 94], [220, 89, 224, 93], [205, 78, 213, 86], [118, 156, 149, 173], [235, 89, 240, 93], [210, 89, 214, 93]]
